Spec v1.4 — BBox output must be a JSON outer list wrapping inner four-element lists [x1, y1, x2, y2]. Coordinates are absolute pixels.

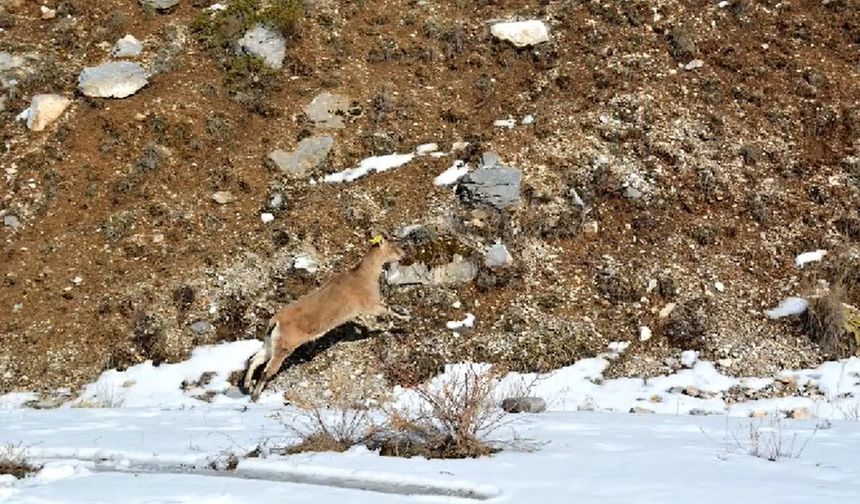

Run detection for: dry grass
[[282, 366, 535, 459], [0, 443, 41, 479], [731, 416, 818, 462], [72, 382, 128, 408], [803, 285, 858, 359]]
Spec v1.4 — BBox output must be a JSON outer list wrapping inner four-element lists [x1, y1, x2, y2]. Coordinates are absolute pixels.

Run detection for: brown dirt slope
[[0, 0, 858, 400]]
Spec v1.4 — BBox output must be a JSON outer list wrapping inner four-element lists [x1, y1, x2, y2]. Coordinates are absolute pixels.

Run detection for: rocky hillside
[[1, 0, 858, 404]]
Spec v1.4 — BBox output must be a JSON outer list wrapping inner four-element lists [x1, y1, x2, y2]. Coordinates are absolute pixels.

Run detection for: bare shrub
[[372, 366, 508, 459], [0, 443, 41, 479], [73, 382, 128, 408], [279, 394, 379, 455], [731, 416, 818, 462]]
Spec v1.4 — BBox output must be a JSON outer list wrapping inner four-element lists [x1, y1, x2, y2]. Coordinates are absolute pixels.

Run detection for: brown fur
[[245, 239, 408, 401]]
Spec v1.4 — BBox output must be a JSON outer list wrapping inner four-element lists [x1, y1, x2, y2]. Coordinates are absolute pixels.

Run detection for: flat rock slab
[[457, 166, 522, 209], [20, 94, 71, 131], [268, 135, 334, 177], [491, 20, 550, 47], [303, 92, 350, 129], [386, 256, 477, 286], [78, 61, 148, 98], [113, 35, 144, 58], [140, 0, 179, 10], [236, 24, 286, 70]]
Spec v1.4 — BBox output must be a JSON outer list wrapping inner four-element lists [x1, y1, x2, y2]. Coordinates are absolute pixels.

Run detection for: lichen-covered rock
[[457, 166, 522, 209], [236, 24, 286, 70], [303, 92, 350, 129]]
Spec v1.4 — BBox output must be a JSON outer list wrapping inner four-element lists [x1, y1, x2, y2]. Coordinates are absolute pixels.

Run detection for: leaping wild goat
[[245, 236, 409, 401]]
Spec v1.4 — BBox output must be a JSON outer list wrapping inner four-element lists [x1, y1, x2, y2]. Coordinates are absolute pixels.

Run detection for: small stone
[[481, 151, 500, 168], [582, 220, 599, 235], [269, 193, 284, 209], [787, 407, 815, 420], [236, 24, 286, 70], [293, 252, 319, 273], [714, 281, 725, 292], [684, 59, 704, 71], [78, 61, 148, 98], [639, 325, 652, 342], [303, 92, 350, 129], [521, 115, 535, 125], [19, 94, 71, 131], [260, 213, 274, 223], [40, 6, 56, 19], [140, 0, 180, 10], [3, 215, 20, 228], [659, 302, 677, 319], [689, 408, 711, 416], [268, 135, 334, 177], [71, 276, 83, 285], [684, 385, 702, 398], [113, 35, 144, 58], [629, 406, 655, 414], [415, 143, 438, 155], [484, 242, 513, 268], [491, 20, 550, 47], [190, 320, 212, 334], [501, 397, 547, 414], [223, 386, 244, 399], [212, 191, 235, 204]]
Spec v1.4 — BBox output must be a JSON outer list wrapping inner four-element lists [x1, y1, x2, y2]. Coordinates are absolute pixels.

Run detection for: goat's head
[[370, 234, 405, 263]]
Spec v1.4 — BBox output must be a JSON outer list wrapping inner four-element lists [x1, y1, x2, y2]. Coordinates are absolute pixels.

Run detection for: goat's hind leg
[[251, 342, 297, 402]]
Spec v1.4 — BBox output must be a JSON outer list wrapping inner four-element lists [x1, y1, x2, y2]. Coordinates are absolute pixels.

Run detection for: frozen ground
[[2, 340, 860, 503]]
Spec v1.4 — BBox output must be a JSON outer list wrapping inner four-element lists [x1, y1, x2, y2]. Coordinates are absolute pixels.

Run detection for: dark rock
[[501, 396, 547, 414]]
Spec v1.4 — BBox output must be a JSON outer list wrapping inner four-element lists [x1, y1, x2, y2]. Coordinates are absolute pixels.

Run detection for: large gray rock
[[268, 135, 334, 177], [457, 166, 522, 209], [432, 255, 478, 284], [501, 397, 547, 414], [236, 24, 286, 70], [78, 61, 148, 98], [491, 20, 550, 47], [386, 262, 432, 286], [303, 92, 350, 129], [140, 0, 179, 10]]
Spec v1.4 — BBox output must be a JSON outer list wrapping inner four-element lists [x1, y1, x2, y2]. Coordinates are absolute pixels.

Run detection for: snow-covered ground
[[2, 340, 860, 503]]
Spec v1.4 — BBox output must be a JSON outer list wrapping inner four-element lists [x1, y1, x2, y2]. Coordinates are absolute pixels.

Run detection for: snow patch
[[324, 153, 415, 183], [764, 296, 808, 319], [446, 313, 475, 330], [795, 249, 827, 268], [434, 160, 469, 186]]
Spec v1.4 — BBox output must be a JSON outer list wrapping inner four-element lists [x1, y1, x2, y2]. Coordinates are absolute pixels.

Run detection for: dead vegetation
[[284, 366, 522, 459], [0, 443, 41, 479]]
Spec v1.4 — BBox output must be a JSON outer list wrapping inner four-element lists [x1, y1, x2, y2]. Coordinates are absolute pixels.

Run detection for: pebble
[[501, 397, 547, 414], [113, 35, 144, 58], [140, 0, 180, 10], [629, 406, 655, 414], [659, 302, 677, 319], [684, 59, 704, 71], [639, 325, 652, 342], [3, 215, 20, 228], [787, 407, 815, 420], [484, 242, 513, 268], [78, 61, 148, 98], [260, 213, 274, 223], [190, 320, 212, 334], [714, 281, 725, 292], [582, 220, 599, 235], [40, 6, 56, 19], [212, 191, 235, 204]]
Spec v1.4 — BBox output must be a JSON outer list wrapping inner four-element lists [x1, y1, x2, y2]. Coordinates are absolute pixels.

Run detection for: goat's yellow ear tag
[[370, 235, 384, 245]]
